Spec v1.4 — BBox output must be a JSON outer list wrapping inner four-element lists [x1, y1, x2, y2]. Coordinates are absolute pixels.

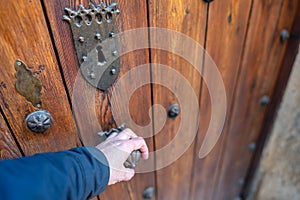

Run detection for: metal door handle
[[98, 124, 141, 169]]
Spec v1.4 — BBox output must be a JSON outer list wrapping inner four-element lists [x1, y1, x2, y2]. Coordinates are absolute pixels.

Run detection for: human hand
[[96, 128, 149, 185]]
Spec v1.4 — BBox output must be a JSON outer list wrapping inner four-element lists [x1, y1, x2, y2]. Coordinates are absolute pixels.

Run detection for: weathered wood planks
[[0, 0, 80, 156], [42, 0, 155, 199], [190, 0, 253, 199], [0, 112, 21, 159], [213, 0, 299, 199], [148, 0, 207, 199]]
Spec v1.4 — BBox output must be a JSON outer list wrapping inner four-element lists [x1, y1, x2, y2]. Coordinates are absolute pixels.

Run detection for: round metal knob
[[168, 104, 180, 118], [25, 110, 53, 133]]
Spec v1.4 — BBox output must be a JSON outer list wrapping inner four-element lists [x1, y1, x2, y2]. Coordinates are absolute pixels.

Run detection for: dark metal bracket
[[63, 2, 120, 91]]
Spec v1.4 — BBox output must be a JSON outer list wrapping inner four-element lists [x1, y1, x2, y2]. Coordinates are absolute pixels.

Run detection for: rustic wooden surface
[[189, 0, 253, 199], [0, 0, 298, 199], [148, 0, 207, 199], [0, 0, 80, 156], [0, 112, 22, 159], [242, 2, 300, 197], [42, 0, 155, 199], [213, 0, 300, 199]]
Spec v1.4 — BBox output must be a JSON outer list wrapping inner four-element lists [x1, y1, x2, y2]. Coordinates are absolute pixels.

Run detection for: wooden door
[[0, 0, 299, 200]]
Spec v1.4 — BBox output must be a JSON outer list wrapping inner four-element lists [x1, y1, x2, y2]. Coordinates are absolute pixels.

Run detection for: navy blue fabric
[[0, 147, 110, 200]]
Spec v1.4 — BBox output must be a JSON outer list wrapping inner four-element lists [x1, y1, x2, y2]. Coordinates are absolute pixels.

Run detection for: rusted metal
[[14, 60, 42, 108], [63, 3, 120, 91]]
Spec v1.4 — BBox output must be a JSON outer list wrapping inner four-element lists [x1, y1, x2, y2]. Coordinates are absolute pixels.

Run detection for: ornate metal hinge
[[63, 2, 120, 91]]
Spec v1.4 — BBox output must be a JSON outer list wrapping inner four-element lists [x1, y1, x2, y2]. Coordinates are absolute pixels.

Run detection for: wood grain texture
[[148, 0, 207, 199], [42, 0, 155, 199], [0, 0, 80, 156], [190, 1, 253, 199], [241, 2, 300, 197], [0, 112, 22, 159], [213, 0, 299, 199], [1, 0, 295, 199]]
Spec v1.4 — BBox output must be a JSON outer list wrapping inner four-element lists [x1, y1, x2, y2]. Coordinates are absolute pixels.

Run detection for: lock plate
[[14, 60, 42, 108], [63, 2, 120, 91]]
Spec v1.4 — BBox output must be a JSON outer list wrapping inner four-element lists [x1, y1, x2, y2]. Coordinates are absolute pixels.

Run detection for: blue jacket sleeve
[[0, 146, 110, 200]]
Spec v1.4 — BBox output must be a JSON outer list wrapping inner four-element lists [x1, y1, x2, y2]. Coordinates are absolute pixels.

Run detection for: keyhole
[[97, 46, 107, 66]]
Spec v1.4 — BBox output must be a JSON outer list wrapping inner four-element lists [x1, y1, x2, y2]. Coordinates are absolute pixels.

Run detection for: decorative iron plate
[[63, 3, 120, 91]]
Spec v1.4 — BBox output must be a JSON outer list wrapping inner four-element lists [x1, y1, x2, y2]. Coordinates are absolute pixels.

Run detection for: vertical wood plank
[[42, 0, 155, 199], [0, 112, 22, 159], [213, 0, 299, 199], [148, 0, 207, 199], [0, 0, 80, 155], [242, 3, 300, 197], [190, 1, 253, 199]]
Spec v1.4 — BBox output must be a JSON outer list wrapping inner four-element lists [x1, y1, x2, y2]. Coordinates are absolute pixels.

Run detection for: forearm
[[0, 147, 109, 200]]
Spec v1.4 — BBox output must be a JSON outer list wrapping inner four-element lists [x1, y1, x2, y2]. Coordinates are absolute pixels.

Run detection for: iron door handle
[[98, 124, 141, 169]]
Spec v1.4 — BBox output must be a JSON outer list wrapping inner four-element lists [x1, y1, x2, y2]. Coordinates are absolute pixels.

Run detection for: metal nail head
[[142, 187, 155, 199], [112, 50, 118, 56], [82, 55, 87, 62], [168, 104, 180, 118], [78, 36, 85, 43], [280, 29, 290, 42], [95, 33, 101, 40], [260, 95, 270, 105], [109, 31, 115, 38], [248, 142, 256, 151], [110, 67, 117, 75], [90, 72, 96, 79]]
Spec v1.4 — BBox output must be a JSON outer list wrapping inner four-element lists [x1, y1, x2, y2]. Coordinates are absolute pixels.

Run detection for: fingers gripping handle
[[97, 124, 141, 169]]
